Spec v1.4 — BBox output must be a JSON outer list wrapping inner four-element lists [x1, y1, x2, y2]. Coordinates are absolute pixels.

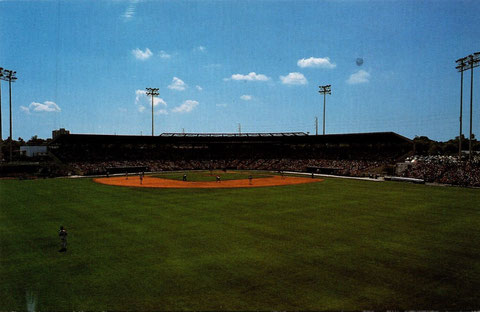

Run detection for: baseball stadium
[[1, 0, 480, 311], [1, 129, 480, 310]]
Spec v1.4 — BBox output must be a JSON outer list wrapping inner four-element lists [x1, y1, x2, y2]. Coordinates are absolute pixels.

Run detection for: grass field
[[151, 170, 271, 181], [1, 171, 479, 310]]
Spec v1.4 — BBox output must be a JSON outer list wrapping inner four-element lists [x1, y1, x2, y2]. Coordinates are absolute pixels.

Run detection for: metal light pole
[[318, 85, 331, 135], [467, 52, 479, 161], [0, 68, 3, 161], [146, 87, 159, 136], [456, 53, 479, 161], [1, 69, 17, 161], [456, 57, 467, 158]]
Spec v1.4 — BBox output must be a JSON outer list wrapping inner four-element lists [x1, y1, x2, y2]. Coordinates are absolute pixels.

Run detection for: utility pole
[[456, 57, 467, 158], [1, 69, 17, 162], [146, 88, 159, 136], [315, 116, 318, 135], [318, 85, 331, 135], [238, 123, 241, 135]]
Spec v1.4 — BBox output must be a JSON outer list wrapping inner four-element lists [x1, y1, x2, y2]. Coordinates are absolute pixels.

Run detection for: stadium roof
[[50, 131, 412, 146], [159, 132, 308, 137]]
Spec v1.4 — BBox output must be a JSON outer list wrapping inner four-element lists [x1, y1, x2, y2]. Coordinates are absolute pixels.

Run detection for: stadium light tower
[[146, 87, 159, 136], [467, 52, 480, 161], [456, 57, 468, 158], [457, 52, 479, 161], [318, 84, 331, 135], [1, 69, 17, 161]]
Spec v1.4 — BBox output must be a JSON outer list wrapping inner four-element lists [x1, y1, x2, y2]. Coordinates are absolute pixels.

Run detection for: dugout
[[306, 166, 343, 175]]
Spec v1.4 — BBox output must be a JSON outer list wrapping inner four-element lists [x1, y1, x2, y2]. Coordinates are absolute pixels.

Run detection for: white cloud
[[135, 89, 147, 112], [153, 97, 166, 107], [168, 77, 187, 91], [122, 0, 139, 21], [159, 50, 171, 59], [26, 101, 61, 113], [196, 85, 203, 91], [135, 89, 167, 113], [155, 109, 168, 115], [132, 48, 153, 60], [347, 70, 370, 84], [297, 57, 336, 69], [122, 7, 135, 19], [225, 72, 270, 81], [20, 106, 30, 114], [280, 72, 308, 85], [240, 95, 252, 101], [172, 100, 199, 113], [194, 46, 206, 52]]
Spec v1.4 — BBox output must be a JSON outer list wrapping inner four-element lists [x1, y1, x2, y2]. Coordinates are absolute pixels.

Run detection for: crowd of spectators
[[398, 155, 480, 187], [68, 155, 480, 187], [68, 158, 389, 178]]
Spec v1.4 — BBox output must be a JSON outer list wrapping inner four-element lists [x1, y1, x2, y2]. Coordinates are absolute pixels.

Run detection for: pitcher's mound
[[94, 175, 322, 189]]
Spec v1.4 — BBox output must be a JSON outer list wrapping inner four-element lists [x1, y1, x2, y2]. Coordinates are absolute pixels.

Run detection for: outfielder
[[58, 226, 68, 252]]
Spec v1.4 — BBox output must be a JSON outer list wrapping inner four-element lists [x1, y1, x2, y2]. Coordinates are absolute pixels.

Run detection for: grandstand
[[48, 131, 413, 176]]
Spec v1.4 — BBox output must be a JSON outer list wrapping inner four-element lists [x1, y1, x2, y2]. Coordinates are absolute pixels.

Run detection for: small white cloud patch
[[155, 109, 168, 115], [132, 48, 153, 60], [347, 70, 370, 84], [168, 77, 187, 91], [280, 72, 308, 85], [172, 100, 199, 113], [196, 85, 203, 91], [225, 72, 270, 81], [135, 89, 167, 112], [23, 101, 61, 113], [159, 50, 171, 59], [297, 57, 336, 69], [194, 46, 206, 52], [122, 0, 139, 21], [240, 95, 252, 101]]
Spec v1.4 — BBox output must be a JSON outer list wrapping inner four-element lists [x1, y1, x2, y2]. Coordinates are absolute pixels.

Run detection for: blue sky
[[0, 0, 479, 141]]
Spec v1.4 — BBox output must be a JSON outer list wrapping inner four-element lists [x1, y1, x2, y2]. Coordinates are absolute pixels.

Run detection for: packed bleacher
[[397, 155, 480, 187], [28, 132, 477, 186], [69, 158, 391, 178], [46, 132, 411, 178]]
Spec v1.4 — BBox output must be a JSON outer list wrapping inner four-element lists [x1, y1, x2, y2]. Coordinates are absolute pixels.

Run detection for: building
[[52, 128, 70, 139], [20, 146, 48, 157]]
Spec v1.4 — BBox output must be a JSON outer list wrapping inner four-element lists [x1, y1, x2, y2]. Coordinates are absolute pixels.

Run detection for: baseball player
[[58, 226, 68, 252]]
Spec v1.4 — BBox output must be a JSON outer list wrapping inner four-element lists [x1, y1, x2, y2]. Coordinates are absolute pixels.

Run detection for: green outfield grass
[[0, 173, 479, 310], [150, 170, 271, 182]]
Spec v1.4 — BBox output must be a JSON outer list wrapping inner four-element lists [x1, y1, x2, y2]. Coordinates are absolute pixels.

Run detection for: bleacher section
[[48, 132, 413, 177]]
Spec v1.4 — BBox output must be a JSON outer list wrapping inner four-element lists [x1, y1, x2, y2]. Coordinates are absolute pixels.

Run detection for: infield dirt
[[94, 175, 322, 188]]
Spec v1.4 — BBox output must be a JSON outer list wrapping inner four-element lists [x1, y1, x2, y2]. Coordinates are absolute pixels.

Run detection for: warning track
[[94, 175, 322, 189]]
